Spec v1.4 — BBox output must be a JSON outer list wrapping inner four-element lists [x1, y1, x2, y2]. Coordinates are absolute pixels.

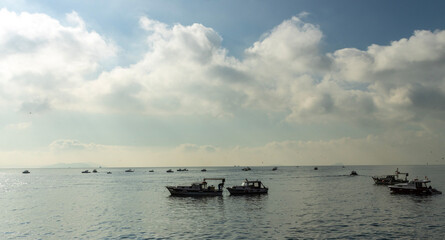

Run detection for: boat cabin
[[242, 180, 266, 189]]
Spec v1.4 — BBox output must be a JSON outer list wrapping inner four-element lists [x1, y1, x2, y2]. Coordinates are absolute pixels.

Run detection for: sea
[[1, 165, 445, 239]]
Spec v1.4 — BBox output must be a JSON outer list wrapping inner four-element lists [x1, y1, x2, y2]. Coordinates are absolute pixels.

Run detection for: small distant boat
[[107, 171, 112, 174], [22, 170, 30, 174], [166, 178, 225, 196], [227, 179, 268, 195], [314, 167, 318, 170], [125, 169, 134, 172], [166, 169, 174, 173], [92, 169, 98, 173], [201, 169, 207, 172], [242, 167, 251, 171], [177, 168, 188, 172], [372, 168, 408, 185], [388, 178, 442, 195], [350, 171, 358, 176], [81, 170, 90, 173], [149, 170, 154, 172], [272, 167, 278, 171]]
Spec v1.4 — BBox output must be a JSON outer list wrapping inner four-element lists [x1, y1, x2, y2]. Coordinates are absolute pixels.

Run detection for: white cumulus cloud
[[0, 8, 117, 112]]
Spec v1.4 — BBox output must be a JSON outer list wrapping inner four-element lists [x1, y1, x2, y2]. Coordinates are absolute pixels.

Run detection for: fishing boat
[[227, 179, 268, 195], [81, 170, 90, 173], [350, 171, 358, 176], [149, 170, 154, 172], [22, 170, 30, 174], [242, 167, 251, 171], [372, 168, 408, 185], [92, 169, 98, 173], [166, 169, 174, 173], [201, 169, 207, 172], [388, 178, 442, 195], [125, 169, 134, 172], [272, 167, 278, 171], [166, 178, 225, 196]]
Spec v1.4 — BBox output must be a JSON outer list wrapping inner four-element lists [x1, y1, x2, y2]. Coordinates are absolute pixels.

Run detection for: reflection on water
[[0, 166, 444, 239]]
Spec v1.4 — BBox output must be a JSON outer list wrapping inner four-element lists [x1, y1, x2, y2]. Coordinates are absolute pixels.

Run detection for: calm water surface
[[1, 165, 445, 239]]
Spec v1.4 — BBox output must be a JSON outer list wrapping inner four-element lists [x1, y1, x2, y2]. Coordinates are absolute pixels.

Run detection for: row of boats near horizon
[[20, 167, 441, 196], [165, 168, 442, 196]]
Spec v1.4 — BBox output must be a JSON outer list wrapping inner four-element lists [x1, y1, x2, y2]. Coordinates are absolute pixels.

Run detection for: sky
[[1, 0, 445, 167]]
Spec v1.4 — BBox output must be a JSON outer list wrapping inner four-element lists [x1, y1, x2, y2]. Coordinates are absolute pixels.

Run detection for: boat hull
[[166, 187, 222, 196], [389, 187, 442, 195], [227, 188, 268, 195]]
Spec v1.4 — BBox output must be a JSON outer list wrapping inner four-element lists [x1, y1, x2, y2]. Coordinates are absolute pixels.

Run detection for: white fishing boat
[[166, 178, 225, 196], [227, 179, 268, 195], [388, 178, 442, 195]]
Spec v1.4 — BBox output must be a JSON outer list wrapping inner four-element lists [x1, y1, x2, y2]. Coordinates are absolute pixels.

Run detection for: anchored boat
[[227, 179, 268, 195], [388, 178, 442, 195], [372, 168, 408, 185], [166, 178, 225, 196]]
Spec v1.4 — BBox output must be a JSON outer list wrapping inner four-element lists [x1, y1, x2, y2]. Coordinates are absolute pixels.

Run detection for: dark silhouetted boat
[[166, 178, 225, 196], [350, 171, 358, 176], [372, 168, 408, 185], [81, 170, 90, 173], [227, 179, 268, 195], [272, 167, 278, 171], [22, 170, 30, 174], [201, 169, 207, 172], [92, 169, 98, 173], [125, 169, 134, 172], [166, 169, 173, 173]]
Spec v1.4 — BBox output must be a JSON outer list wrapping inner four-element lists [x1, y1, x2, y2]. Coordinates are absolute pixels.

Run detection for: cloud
[[1, 9, 445, 139], [2, 130, 443, 168], [0, 8, 117, 111], [49, 139, 102, 152], [177, 143, 218, 153], [5, 121, 31, 130], [80, 16, 243, 117]]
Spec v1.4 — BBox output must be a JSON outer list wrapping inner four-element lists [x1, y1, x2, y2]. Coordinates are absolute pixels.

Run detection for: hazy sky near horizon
[[1, 0, 445, 167]]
